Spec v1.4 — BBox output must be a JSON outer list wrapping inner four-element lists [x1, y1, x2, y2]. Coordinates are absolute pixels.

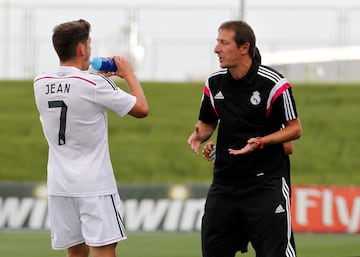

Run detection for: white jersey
[[34, 66, 136, 197]]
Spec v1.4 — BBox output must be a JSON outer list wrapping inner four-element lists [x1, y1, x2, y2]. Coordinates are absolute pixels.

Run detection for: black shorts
[[201, 177, 296, 257]]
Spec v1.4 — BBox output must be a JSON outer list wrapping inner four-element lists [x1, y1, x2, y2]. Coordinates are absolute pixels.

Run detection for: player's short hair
[[52, 19, 91, 62], [218, 20, 256, 59]]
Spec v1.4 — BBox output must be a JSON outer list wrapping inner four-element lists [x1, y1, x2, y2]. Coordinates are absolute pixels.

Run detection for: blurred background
[[2, 0, 360, 82], [1, 1, 360, 256]]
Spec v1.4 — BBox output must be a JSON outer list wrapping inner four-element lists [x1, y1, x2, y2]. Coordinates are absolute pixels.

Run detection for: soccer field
[[0, 231, 359, 257]]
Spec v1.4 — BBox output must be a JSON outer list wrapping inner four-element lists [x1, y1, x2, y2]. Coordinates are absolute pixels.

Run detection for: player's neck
[[60, 59, 85, 70]]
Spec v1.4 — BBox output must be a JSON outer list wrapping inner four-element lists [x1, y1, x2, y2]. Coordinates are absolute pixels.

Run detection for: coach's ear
[[240, 42, 250, 56]]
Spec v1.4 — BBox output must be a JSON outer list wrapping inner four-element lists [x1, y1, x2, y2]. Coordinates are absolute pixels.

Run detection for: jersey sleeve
[[266, 78, 298, 122], [281, 86, 298, 122], [94, 75, 136, 117], [199, 84, 219, 124]]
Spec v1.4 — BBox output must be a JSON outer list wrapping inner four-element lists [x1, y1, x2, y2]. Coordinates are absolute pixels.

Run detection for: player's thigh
[[79, 194, 127, 247], [89, 243, 117, 257], [48, 196, 84, 250], [67, 243, 89, 257]]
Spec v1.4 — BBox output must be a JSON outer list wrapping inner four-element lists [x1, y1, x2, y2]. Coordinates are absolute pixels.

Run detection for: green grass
[[291, 84, 360, 186], [0, 231, 359, 257], [0, 81, 360, 185]]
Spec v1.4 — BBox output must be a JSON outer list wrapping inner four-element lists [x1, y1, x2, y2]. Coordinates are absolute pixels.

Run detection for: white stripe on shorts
[[282, 178, 296, 257]]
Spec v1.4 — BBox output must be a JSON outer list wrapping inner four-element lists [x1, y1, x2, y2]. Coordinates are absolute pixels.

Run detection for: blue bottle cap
[[90, 57, 103, 70]]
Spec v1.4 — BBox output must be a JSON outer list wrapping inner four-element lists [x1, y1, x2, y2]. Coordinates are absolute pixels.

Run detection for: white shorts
[[48, 194, 127, 250]]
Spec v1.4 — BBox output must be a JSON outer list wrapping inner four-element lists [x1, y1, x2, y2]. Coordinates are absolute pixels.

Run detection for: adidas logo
[[275, 204, 285, 214], [214, 91, 224, 99]]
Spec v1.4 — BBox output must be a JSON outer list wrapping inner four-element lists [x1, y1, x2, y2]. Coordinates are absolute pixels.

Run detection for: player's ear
[[77, 42, 86, 56]]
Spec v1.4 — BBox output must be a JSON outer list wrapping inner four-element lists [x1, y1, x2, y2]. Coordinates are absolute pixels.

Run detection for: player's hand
[[202, 142, 216, 162], [112, 56, 135, 80]]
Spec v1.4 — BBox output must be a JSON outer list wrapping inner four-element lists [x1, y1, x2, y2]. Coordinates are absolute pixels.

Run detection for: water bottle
[[91, 57, 117, 72]]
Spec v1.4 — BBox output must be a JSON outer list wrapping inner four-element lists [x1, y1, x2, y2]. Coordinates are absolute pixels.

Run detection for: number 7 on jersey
[[48, 100, 68, 145]]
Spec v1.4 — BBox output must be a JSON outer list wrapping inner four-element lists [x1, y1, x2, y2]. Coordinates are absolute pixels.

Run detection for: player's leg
[[89, 243, 117, 257], [67, 243, 89, 257]]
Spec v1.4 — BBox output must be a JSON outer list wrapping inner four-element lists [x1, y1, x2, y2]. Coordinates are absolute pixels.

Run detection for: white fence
[[1, 2, 360, 82]]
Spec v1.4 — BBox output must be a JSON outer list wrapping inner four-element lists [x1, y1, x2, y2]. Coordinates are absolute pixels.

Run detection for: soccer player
[[187, 20, 302, 257], [34, 19, 149, 257]]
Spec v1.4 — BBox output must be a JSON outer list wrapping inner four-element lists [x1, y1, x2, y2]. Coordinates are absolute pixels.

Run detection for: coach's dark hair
[[254, 46, 261, 63], [218, 20, 256, 59], [52, 19, 91, 62]]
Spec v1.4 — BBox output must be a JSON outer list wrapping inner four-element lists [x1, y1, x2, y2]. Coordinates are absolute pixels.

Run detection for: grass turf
[[0, 231, 359, 257], [0, 81, 360, 186]]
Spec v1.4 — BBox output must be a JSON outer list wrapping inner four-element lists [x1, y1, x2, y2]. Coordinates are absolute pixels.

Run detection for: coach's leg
[[250, 178, 296, 257], [201, 184, 243, 257], [89, 243, 117, 257], [67, 243, 89, 257]]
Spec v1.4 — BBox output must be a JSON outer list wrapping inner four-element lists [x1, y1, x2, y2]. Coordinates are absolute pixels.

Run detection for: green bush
[[0, 80, 359, 186]]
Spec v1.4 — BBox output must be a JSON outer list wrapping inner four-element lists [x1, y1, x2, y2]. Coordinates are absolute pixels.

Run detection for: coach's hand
[[202, 142, 216, 162], [228, 137, 260, 155]]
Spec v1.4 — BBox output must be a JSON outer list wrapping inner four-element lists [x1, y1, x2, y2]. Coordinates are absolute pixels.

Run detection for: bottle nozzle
[[91, 57, 117, 72]]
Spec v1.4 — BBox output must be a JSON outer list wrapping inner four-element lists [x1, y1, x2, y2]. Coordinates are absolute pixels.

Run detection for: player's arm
[[187, 120, 217, 154], [113, 56, 149, 118]]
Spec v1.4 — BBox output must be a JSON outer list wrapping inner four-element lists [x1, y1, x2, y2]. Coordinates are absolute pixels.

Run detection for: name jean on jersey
[[45, 83, 70, 94]]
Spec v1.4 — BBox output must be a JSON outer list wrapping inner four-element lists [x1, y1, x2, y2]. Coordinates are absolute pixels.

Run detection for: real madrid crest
[[250, 91, 261, 105]]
